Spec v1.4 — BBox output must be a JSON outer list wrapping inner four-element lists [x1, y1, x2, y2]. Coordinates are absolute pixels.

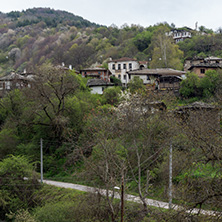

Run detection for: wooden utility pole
[[40, 138, 43, 183], [169, 141, 172, 209], [121, 173, 124, 222]]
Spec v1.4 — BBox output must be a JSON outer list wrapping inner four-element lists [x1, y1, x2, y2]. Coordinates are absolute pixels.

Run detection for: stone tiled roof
[[128, 68, 185, 76], [188, 63, 222, 70], [176, 102, 217, 111], [80, 67, 108, 71], [86, 79, 114, 87], [0, 73, 34, 81], [108, 57, 137, 63], [205, 56, 222, 61]]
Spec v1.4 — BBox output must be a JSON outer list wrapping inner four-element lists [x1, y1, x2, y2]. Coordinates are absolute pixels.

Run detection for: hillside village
[[0, 55, 221, 96], [1, 7, 222, 222]]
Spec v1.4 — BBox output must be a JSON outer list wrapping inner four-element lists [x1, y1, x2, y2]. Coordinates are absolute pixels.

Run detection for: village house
[[80, 67, 111, 82], [108, 57, 147, 87], [0, 72, 34, 97], [86, 79, 114, 94], [166, 27, 192, 43], [184, 56, 222, 77], [128, 68, 186, 91]]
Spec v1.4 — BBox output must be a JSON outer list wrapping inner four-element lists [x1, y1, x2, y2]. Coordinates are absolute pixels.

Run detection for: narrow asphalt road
[[43, 179, 219, 217]]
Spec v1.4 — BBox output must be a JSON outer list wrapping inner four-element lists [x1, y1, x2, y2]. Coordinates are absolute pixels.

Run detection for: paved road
[[43, 179, 219, 217]]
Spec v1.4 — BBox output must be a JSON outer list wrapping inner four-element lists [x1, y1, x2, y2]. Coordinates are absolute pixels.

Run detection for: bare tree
[[80, 108, 126, 221], [117, 93, 169, 212]]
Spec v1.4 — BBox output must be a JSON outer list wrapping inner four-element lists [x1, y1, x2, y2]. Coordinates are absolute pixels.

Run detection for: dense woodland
[[1, 7, 222, 222]]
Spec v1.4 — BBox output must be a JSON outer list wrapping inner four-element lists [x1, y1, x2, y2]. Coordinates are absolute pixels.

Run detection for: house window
[[112, 64, 115, 69], [129, 63, 132, 70], [5, 81, 10, 90], [124, 75, 127, 80], [147, 75, 150, 80], [118, 64, 121, 70], [0, 82, 3, 90], [118, 74, 121, 79], [129, 75, 131, 80], [123, 63, 126, 69], [16, 83, 21, 89], [98, 71, 101, 75], [200, 69, 205, 74]]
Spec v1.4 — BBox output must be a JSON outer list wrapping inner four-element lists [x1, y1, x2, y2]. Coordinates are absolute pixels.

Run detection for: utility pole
[[169, 141, 173, 209], [121, 172, 124, 222], [40, 138, 43, 183]]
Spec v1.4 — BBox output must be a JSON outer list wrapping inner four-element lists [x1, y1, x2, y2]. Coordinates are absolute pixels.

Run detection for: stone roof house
[[86, 79, 114, 94], [80, 67, 111, 82], [108, 57, 147, 86], [0, 72, 34, 97], [184, 56, 222, 77], [128, 68, 186, 90]]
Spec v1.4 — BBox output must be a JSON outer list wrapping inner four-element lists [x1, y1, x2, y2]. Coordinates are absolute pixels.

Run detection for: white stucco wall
[[108, 60, 140, 85], [90, 86, 104, 94], [90, 86, 114, 94]]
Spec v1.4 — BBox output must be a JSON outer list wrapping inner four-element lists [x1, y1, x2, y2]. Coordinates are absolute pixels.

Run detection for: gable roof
[[176, 102, 217, 111], [0, 72, 34, 81], [80, 67, 108, 71], [128, 68, 185, 76], [205, 56, 222, 61], [188, 63, 222, 70], [108, 57, 137, 63], [86, 79, 114, 87]]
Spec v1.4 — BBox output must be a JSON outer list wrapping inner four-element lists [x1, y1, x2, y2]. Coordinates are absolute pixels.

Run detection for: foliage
[[133, 30, 153, 52], [103, 86, 122, 106], [110, 75, 122, 86], [8, 209, 36, 222], [149, 26, 184, 70], [199, 70, 222, 97], [0, 128, 19, 159], [0, 155, 39, 220], [128, 76, 146, 93], [180, 70, 222, 99], [178, 33, 222, 59], [179, 72, 200, 98]]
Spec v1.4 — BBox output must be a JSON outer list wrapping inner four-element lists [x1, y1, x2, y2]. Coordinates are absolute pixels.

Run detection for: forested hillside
[[0, 7, 222, 76], [1, 7, 222, 222]]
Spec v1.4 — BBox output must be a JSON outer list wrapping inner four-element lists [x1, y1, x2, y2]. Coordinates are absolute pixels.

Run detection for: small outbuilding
[[86, 79, 114, 94]]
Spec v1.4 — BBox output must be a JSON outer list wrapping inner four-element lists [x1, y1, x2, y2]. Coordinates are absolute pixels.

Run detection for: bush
[[103, 86, 121, 106], [128, 76, 146, 94], [179, 72, 200, 98], [33, 194, 116, 222], [0, 155, 39, 220]]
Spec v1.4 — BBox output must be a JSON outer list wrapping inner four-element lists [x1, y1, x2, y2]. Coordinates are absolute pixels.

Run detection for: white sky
[[0, 0, 221, 31]]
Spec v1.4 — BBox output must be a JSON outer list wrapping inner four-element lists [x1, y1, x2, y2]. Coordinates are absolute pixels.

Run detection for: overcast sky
[[1, 0, 221, 31]]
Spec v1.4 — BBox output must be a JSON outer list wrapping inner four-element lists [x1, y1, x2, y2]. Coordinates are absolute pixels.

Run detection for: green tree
[[199, 70, 222, 97], [110, 76, 122, 86], [133, 30, 153, 52], [179, 72, 201, 98], [103, 87, 121, 106], [128, 76, 145, 94], [0, 155, 39, 220], [150, 26, 184, 70]]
